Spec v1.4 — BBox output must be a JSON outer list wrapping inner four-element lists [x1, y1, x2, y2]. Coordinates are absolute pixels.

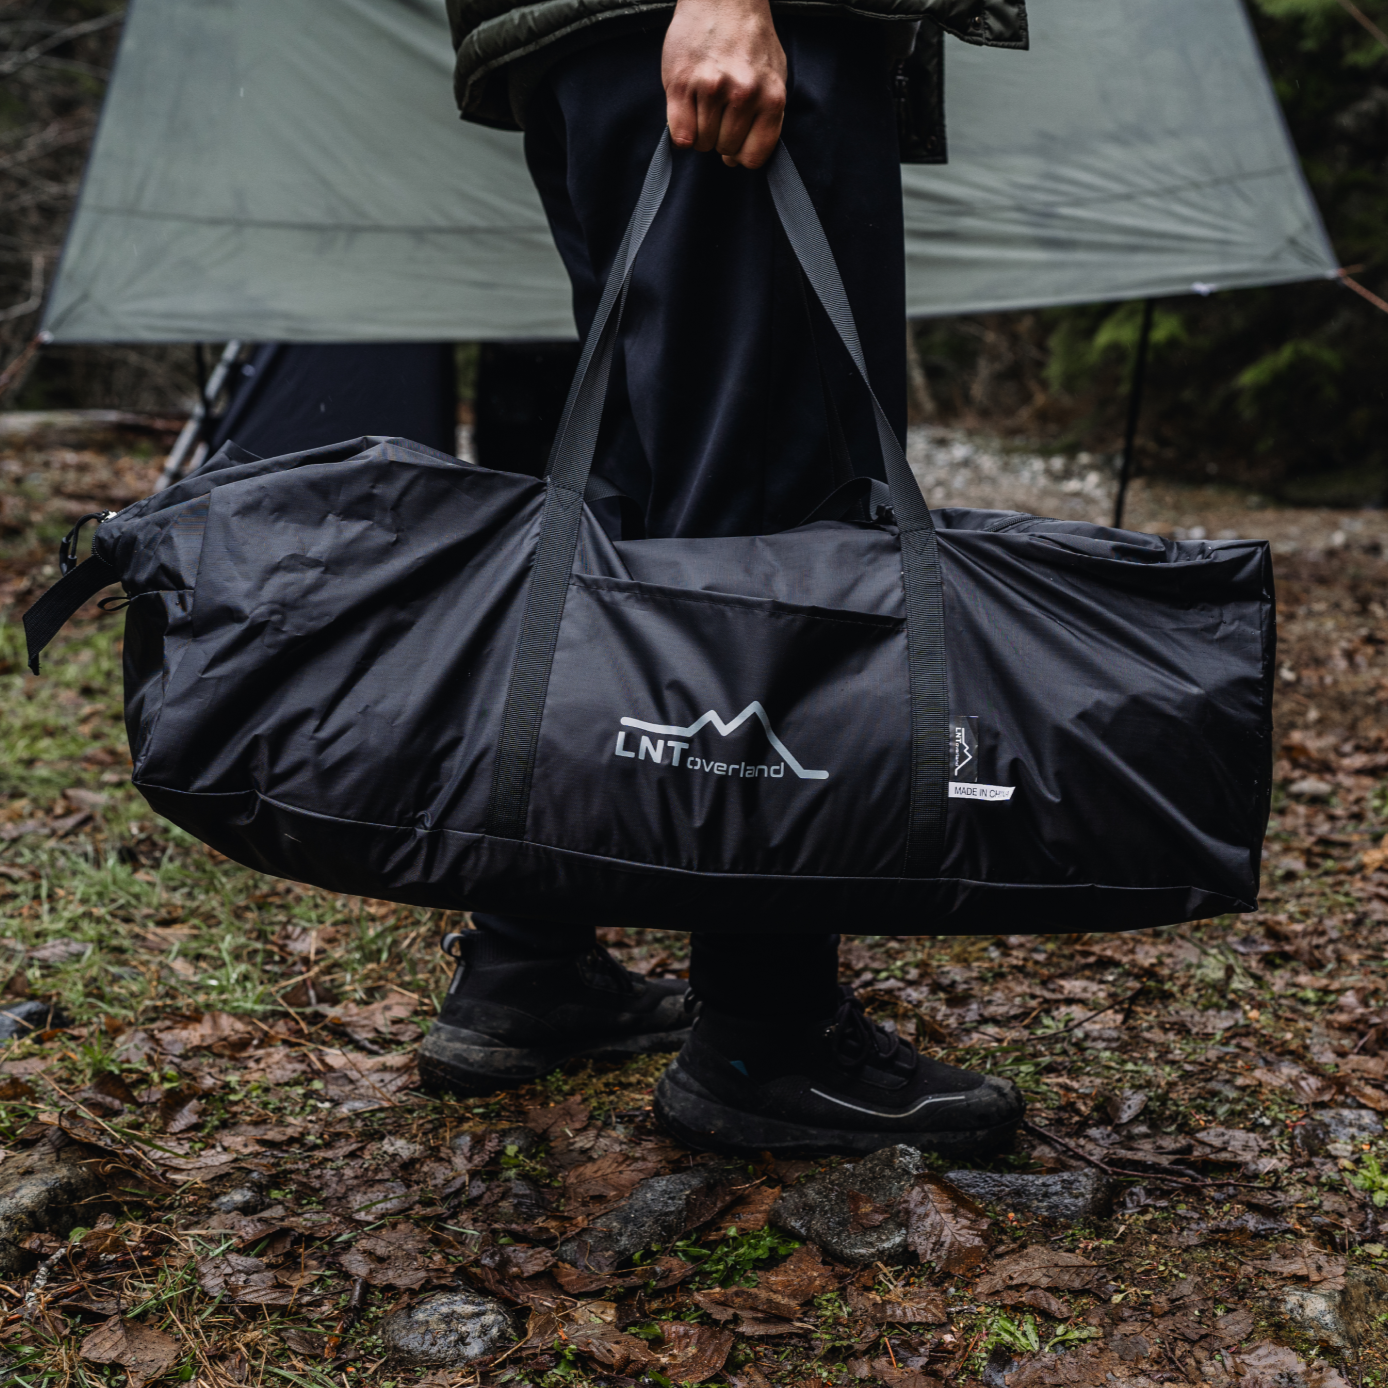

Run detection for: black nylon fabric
[[21, 132, 1274, 936], [23, 431, 1274, 935]]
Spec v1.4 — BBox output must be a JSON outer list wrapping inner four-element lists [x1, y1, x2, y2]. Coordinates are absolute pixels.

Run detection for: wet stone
[[0, 1131, 104, 1277], [558, 1165, 740, 1271], [1285, 1267, 1388, 1352], [943, 1168, 1113, 1222], [211, 1187, 264, 1215], [0, 1000, 70, 1042], [381, 1290, 512, 1366], [1295, 1108, 1383, 1157], [770, 1144, 924, 1264]]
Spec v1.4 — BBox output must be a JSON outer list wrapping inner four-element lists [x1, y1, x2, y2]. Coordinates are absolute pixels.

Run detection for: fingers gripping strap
[[486, 139, 672, 841], [767, 144, 946, 875]]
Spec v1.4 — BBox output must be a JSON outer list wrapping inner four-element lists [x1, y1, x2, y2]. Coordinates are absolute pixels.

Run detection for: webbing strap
[[765, 147, 947, 876], [485, 134, 946, 877], [22, 556, 120, 674], [485, 139, 673, 840]]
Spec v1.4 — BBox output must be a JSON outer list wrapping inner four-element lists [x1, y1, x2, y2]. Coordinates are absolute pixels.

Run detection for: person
[[419, 0, 1029, 1157]]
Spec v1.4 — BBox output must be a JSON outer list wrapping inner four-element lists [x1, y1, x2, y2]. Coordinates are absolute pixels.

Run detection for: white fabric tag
[[948, 781, 1015, 802]]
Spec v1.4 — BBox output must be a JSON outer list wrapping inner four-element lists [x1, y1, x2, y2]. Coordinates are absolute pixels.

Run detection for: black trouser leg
[[475, 16, 905, 1009], [470, 912, 595, 959], [690, 932, 842, 1024]]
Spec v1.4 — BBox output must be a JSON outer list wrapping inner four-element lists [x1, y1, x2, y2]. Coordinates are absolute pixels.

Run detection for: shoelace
[[826, 988, 918, 1079]]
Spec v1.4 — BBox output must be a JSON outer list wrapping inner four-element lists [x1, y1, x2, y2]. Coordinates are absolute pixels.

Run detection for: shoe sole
[[652, 1061, 1022, 1160], [417, 1020, 693, 1099]]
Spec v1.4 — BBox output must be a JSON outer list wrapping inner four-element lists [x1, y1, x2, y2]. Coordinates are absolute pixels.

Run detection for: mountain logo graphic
[[615, 701, 828, 780]]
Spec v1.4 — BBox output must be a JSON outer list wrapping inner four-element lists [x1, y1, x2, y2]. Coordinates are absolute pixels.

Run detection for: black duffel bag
[[24, 135, 1275, 935]]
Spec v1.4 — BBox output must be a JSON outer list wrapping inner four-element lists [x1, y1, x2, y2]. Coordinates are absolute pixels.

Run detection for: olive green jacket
[[446, 0, 1027, 160]]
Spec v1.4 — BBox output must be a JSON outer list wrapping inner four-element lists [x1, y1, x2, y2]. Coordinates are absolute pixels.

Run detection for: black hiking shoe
[[652, 987, 1023, 1159], [418, 931, 694, 1097]]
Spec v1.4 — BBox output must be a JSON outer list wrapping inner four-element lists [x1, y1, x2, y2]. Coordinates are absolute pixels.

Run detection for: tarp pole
[[1112, 298, 1155, 530], [155, 340, 241, 491]]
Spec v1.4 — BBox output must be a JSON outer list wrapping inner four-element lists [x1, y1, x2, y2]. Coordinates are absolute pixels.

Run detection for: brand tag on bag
[[950, 716, 979, 782], [949, 781, 1016, 802], [948, 715, 1014, 801]]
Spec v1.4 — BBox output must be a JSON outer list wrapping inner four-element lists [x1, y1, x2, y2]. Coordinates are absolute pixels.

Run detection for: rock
[[770, 1145, 924, 1264], [1289, 777, 1335, 800], [0, 1130, 105, 1277], [496, 1125, 541, 1156], [211, 1187, 263, 1215], [558, 1166, 740, 1270], [0, 1000, 69, 1042], [1314, 1108, 1383, 1141], [943, 1168, 1113, 1222], [381, 1290, 512, 1366], [1295, 1108, 1383, 1157], [1283, 1268, 1388, 1352]]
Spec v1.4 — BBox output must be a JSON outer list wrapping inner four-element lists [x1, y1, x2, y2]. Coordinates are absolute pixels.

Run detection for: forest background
[[0, 0, 1384, 504]]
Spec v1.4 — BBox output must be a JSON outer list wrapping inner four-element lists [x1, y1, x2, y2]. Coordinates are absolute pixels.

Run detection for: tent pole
[[156, 340, 242, 492], [1112, 298, 1155, 531]]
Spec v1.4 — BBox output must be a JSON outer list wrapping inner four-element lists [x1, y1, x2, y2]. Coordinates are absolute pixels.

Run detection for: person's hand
[[662, 0, 786, 169]]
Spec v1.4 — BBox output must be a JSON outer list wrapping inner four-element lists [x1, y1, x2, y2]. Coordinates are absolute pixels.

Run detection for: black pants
[[478, 16, 907, 1022]]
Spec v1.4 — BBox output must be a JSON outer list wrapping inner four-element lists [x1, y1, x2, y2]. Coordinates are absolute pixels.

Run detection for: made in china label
[[948, 781, 1015, 802]]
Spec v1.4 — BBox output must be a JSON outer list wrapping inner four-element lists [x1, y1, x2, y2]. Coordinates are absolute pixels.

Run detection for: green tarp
[[42, 0, 1337, 343]]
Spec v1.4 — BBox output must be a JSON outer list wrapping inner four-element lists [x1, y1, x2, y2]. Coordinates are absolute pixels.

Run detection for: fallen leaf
[[322, 987, 419, 1044], [481, 1242, 556, 1279], [1006, 1288, 1069, 1319], [281, 1329, 329, 1358], [721, 1180, 781, 1233], [693, 1286, 802, 1321], [656, 1320, 735, 1383], [1237, 1341, 1351, 1388], [1192, 1127, 1263, 1161], [868, 1358, 942, 1388], [80, 1317, 180, 1386], [564, 1151, 657, 1203], [900, 1174, 989, 1274], [848, 1283, 949, 1324], [338, 1222, 451, 1288], [156, 1012, 257, 1056], [730, 1367, 774, 1388], [759, 1242, 837, 1303], [564, 1322, 657, 1373], [1344, 1080, 1388, 1112], [848, 1188, 891, 1231], [1244, 1242, 1346, 1288], [1212, 1307, 1256, 1345], [974, 1246, 1099, 1297], [524, 1095, 590, 1139]]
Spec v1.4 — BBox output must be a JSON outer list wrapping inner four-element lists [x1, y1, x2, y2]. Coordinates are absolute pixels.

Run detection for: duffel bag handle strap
[[766, 146, 947, 876], [488, 131, 946, 877], [485, 137, 673, 842]]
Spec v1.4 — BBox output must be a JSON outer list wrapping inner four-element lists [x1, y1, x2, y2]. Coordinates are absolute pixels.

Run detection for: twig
[[325, 1276, 369, 1363], [1021, 1120, 1270, 1191], [1340, 270, 1388, 315], [21, 1243, 68, 1322], [1333, 0, 1388, 50], [1032, 983, 1149, 1044]]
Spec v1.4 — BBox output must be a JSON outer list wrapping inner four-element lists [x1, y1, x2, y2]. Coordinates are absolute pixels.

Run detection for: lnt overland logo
[[612, 702, 827, 781]]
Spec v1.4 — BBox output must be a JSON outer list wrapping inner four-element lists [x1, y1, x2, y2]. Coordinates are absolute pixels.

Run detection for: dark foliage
[[912, 0, 1388, 502], [0, 1, 193, 413]]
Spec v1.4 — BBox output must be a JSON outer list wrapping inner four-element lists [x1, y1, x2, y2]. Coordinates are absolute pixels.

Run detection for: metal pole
[[155, 340, 242, 491], [1112, 298, 1155, 531]]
